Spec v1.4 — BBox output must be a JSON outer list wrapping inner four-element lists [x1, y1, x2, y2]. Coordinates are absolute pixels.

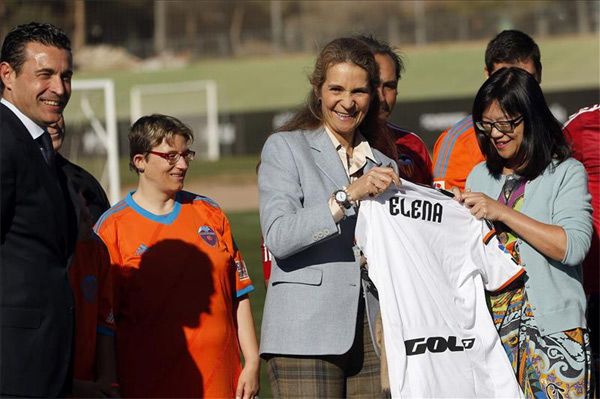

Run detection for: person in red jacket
[[358, 34, 433, 186], [563, 104, 600, 377]]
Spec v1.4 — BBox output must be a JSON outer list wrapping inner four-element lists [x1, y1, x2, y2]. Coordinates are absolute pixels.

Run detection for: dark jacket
[[1, 103, 77, 397]]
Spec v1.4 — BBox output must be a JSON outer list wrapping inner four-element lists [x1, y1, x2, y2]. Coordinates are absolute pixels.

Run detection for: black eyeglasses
[[148, 149, 196, 165], [475, 116, 524, 135]]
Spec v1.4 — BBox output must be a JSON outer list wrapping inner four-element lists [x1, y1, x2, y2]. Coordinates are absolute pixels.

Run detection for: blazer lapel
[[4, 106, 69, 247], [20, 126, 65, 203], [305, 127, 350, 190], [364, 156, 383, 173]]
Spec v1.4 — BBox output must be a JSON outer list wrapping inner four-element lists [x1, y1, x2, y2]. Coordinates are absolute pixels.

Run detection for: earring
[[138, 168, 145, 173]]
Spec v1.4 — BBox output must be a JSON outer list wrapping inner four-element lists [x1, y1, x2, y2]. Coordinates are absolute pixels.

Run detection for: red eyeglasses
[[147, 150, 196, 165]]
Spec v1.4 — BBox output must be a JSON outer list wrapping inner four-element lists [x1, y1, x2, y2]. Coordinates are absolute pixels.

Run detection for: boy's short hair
[[128, 114, 194, 173]]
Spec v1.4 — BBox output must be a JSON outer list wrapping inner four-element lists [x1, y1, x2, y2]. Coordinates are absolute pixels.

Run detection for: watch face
[[335, 190, 347, 202]]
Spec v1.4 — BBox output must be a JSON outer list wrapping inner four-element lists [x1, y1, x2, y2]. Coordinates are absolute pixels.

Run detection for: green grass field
[[68, 34, 600, 123]]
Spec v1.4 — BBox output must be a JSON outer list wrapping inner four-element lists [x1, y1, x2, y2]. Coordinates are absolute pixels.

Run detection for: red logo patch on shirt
[[198, 225, 218, 246]]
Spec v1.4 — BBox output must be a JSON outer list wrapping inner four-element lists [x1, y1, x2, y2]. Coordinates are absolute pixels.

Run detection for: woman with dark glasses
[[453, 68, 592, 397], [94, 114, 259, 398]]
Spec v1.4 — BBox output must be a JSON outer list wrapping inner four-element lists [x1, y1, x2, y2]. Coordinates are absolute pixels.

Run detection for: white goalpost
[[129, 80, 219, 161], [63, 79, 121, 204]]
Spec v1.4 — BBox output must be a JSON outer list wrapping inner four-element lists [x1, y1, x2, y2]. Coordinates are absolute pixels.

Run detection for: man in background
[[0, 22, 77, 396], [357, 34, 433, 186], [49, 115, 110, 221], [48, 116, 119, 397], [432, 30, 542, 190]]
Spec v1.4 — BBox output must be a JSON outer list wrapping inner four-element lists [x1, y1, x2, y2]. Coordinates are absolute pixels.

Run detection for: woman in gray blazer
[[258, 37, 400, 397]]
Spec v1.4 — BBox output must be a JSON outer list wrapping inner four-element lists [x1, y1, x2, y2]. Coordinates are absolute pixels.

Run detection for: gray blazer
[[258, 126, 397, 356]]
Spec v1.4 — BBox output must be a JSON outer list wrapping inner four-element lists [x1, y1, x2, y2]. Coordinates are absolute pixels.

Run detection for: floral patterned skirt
[[490, 287, 592, 399]]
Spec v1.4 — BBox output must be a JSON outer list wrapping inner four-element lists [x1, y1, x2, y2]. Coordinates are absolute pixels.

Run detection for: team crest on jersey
[[235, 260, 250, 280], [198, 225, 218, 246], [81, 275, 98, 303]]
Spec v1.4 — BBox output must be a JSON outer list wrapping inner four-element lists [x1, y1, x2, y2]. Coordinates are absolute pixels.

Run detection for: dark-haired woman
[[258, 37, 400, 396], [454, 67, 592, 397]]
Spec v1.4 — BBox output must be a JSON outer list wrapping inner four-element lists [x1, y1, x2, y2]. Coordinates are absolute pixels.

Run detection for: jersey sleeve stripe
[[236, 285, 255, 298], [193, 195, 221, 209], [93, 200, 128, 234], [434, 116, 473, 178], [489, 268, 526, 293], [433, 116, 473, 179]]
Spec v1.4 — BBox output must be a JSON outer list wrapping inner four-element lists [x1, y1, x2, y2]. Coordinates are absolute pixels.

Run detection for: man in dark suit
[[0, 22, 78, 396]]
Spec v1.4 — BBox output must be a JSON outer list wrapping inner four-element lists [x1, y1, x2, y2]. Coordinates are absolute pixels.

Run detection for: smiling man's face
[[0, 42, 72, 127]]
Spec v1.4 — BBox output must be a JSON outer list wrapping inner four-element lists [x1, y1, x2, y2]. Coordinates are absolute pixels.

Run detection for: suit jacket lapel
[[305, 127, 350, 190], [17, 121, 65, 204], [2, 104, 69, 247], [364, 156, 383, 173]]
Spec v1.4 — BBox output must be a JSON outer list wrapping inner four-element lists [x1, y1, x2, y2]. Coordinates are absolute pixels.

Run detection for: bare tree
[[72, 0, 85, 50]]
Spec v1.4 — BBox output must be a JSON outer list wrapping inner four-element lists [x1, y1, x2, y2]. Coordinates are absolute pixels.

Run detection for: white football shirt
[[355, 180, 524, 398]]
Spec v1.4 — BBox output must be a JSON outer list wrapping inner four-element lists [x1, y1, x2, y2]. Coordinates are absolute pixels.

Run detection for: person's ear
[[484, 66, 491, 78], [314, 86, 322, 103], [0, 62, 16, 91], [133, 153, 146, 173]]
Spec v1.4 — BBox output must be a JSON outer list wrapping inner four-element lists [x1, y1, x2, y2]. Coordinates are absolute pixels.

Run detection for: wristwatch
[[334, 189, 353, 209]]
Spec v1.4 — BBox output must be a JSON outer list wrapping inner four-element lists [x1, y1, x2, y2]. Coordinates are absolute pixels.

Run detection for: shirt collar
[[1, 98, 45, 140], [324, 126, 377, 176]]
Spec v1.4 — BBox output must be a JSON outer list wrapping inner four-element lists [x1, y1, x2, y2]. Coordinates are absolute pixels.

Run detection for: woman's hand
[[460, 191, 509, 221], [346, 166, 400, 201], [450, 186, 464, 202], [235, 360, 260, 399], [452, 188, 569, 262], [450, 188, 508, 222]]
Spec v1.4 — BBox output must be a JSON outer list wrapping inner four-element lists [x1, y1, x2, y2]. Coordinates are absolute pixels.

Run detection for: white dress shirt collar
[[324, 126, 376, 178], [1, 98, 45, 140]]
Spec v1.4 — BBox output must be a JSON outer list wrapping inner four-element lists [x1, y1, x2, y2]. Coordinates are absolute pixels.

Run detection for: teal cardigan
[[466, 158, 592, 336]]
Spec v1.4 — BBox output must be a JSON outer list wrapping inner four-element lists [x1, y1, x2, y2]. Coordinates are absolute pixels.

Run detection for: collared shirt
[[324, 126, 377, 221], [1, 98, 45, 140], [325, 126, 376, 182]]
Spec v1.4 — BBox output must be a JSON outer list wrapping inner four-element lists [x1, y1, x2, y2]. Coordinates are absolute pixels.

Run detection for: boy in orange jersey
[[95, 191, 256, 397], [94, 114, 258, 398], [432, 30, 542, 190]]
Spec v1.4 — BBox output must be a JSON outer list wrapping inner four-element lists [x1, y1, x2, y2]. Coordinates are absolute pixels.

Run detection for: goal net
[[130, 80, 219, 161], [61, 79, 121, 204]]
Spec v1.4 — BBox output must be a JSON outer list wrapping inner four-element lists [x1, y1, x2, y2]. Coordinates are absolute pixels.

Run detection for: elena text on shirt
[[389, 196, 443, 223]]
